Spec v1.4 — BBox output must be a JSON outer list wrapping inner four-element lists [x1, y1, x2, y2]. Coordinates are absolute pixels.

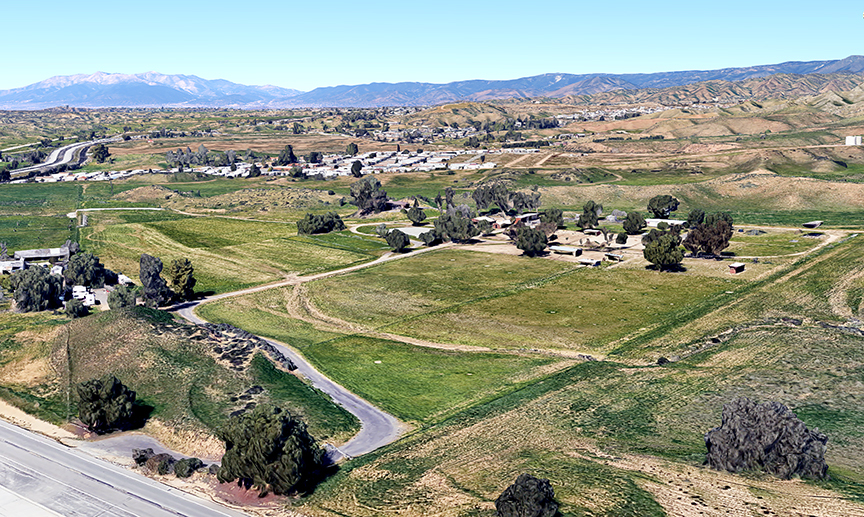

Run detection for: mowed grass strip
[[384, 268, 737, 352], [306, 249, 573, 328], [302, 335, 558, 423], [83, 216, 375, 293]]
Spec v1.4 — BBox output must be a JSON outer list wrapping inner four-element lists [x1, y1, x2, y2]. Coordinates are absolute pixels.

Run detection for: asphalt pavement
[[0, 420, 249, 517]]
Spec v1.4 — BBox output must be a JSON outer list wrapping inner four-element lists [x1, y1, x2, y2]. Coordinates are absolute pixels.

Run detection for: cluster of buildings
[[372, 125, 480, 143]]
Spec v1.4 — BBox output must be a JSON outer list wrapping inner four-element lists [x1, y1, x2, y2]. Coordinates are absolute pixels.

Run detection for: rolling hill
[[3, 56, 864, 109]]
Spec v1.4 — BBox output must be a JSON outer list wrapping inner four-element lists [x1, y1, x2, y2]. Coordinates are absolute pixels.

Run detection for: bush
[[174, 457, 205, 478], [616, 233, 628, 244], [108, 285, 137, 310], [167, 258, 196, 301], [297, 212, 346, 235], [406, 206, 427, 225], [495, 473, 558, 517], [64, 298, 89, 318]]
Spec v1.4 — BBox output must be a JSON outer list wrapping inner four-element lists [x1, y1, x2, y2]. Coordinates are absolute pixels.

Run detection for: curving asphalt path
[[174, 299, 402, 460], [166, 248, 461, 460]]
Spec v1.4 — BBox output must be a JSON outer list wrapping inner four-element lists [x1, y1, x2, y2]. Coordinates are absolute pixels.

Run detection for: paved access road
[[175, 298, 403, 460], [169, 246, 458, 459], [0, 419, 249, 517]]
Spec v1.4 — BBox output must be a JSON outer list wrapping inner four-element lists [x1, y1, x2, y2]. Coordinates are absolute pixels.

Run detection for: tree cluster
[[682, 213, 733, 257], [167, 258, 196, 301], [217, 405, 326, 496], [91, 144, 110, 164], [472, 182, 540, 214], [275, 145, 298, 166], [433, 208, 480, 243], [108, 285, 137, 310], [296, 212, 346, 235]]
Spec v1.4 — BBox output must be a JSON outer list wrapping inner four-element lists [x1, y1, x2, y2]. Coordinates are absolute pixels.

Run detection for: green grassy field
[[726, 229, 824, 256], [306, 249, 572, 328], [81, 216, 381, 293]]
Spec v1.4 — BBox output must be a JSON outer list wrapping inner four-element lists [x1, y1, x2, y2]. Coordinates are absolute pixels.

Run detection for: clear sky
[[2, 0, 862, 91]]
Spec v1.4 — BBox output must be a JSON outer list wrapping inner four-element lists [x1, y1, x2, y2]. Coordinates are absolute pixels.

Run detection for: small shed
[[579, 258, 601, 267], [729, 262, 746, 274], [583, 229, 602, 236], [802, 221, 823, 229], [605, 253, 624, 262]]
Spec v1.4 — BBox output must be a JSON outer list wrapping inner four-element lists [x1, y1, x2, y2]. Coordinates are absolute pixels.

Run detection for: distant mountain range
[[4, 56, 864, 109]]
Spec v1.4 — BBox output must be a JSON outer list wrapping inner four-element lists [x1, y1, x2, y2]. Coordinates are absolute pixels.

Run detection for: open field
[[5, 101, 864, 515], [81, 215, 382, 293]]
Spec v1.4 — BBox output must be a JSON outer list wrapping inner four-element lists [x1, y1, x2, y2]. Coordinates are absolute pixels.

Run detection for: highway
[[0, 419, 249, 517], [12, 137, 120, 176]]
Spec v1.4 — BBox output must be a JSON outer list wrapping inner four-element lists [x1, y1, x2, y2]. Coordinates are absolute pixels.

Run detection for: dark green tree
[[385, 230, 410, 252], [686, 208, 705, 228], [64, 298, 89, 318], [349, 176, 389, 214], [108, 285, 137, 310], [346, 142, 359, 156], [495, 473, 559, 517], [91, 144, 110, 163], [139, 254, 173, 308], [0, 169, 10, 183], [10, 267, 63, 312], [64, 252, 106, 288], [174, 458, 205, 478], [217, 405, 326, 496], [276, 145, 297, 166], [540, 208, 564, 228], [406, 206, 427, 225], [623, 211, 647, 235], [77, 376, 136, 433], [704, 211, 734, 228], [296, 212, 346, 235], [350, 160, 363, 177], [515, 227, 548, 256], [434, 210, 480, 243], [304, 151, 323, 164], [578, 200, 600, 229], [643, 232, 684, 271], [616, 232, 628, 244], [247, 163, 261, 178], [167, 258, 196, 301], [419, 230, 441, 247], [510, 191, 541, 214], [647, 194, 679, 219]]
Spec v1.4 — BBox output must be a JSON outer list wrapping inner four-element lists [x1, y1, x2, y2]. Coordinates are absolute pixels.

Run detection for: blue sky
[[2, 0, 862, 91]]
